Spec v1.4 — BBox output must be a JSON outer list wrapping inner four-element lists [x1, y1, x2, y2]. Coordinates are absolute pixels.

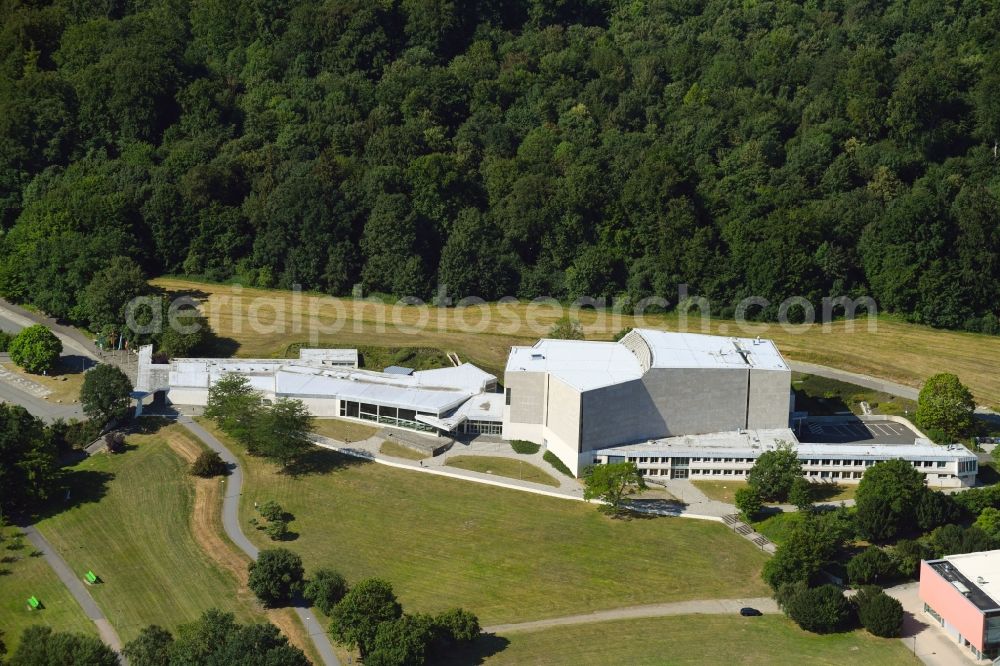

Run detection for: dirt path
[[161, 429, 317, 660]]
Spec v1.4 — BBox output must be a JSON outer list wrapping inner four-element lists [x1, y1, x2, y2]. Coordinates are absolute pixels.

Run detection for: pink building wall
[[919, 560, 987, 651]]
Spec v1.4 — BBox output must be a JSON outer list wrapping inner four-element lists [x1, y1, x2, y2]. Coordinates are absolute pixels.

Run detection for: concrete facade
[[502, 330, 793, 476]]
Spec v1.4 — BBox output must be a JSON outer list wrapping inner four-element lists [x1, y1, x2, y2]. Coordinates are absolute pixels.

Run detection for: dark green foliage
[[855, 459, 926, 542], [328, 578, 403, 658], [582, 461, 646, 516], [0, 330, 12, 352], [0, 404, 60, 512], [1, 0, 1000, 334], [763, 512, 847, 591], [247, 548, 305, 607], [788, 477, 815, 511], [778, 582, 855, 634], [8, 325, 61, 374], [258, 500, 284, 522], [367, 615, 432, 666], [854, 586, 904, 638], [953, 484, 1000, 515], [77, 257, 148, 332], [9, 625, 118, 666], [264, 520, 289, 541], [846, 547, 896, 586], [544, 450, 572, 477], [0, 0, 1000, 332], [430, 607, 480, 645], [734, 486, 763, 522], [916, 374, 976, 441], [915, 490, 962, 531], [190, 450, 227, 478], [746, 443, 801, 502], [122, 624, 173, 666], [80, 364, 133, 426], [929, 524, 998, 558], [164, 609, 308, 665], [510, 440, 541, 455], [303, 569, 348, 616], [890, 539, 932, 579]]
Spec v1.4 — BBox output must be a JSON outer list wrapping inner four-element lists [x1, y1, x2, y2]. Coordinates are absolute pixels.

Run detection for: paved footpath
[[483, 597, 779, 633], [885, 582, 972, 666], [178, 416, 340, 666], [21, 524, 124, 653]]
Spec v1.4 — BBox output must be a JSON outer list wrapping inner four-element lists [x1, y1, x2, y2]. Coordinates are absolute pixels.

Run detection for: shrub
[[890, 539, 932, 579], [735, 486, 763, 521], [259, 500, 284, 522], [855, 586, 904, 637], [9, 325, 62, 374], [847, 547, 896, 586], [248, 548, 304, 607], [303, 569, 348, 615], [0, 330, 12, 352], [191, 450, 227, 477], [788, 476, 815, 510], [510, 440, 540, 455], [544, 450, 572, 477], [265, 520, 289, 541], [104, 431, 126, 454], [780, 582, 855, 634]]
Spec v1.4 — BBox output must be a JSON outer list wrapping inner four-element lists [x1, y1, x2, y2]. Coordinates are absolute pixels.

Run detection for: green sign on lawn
[[27, 596, 40, 609], [84, 571, 98, 584]]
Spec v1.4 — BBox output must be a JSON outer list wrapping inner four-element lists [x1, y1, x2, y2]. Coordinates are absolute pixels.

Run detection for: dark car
[[740, 607, 763, 617]]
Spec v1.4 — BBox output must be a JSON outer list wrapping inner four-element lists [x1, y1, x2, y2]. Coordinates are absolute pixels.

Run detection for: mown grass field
[[195, 420, 772, 626], [693, 481, 856, 505], [380, 440, 428, 460], [312, 417, 378, 443], [444, 615, 917, 665], [445, 455, 560, 487], [155, 277, 1000, 407], [33, 425, 273, 644], [0, 532, 96, 655]]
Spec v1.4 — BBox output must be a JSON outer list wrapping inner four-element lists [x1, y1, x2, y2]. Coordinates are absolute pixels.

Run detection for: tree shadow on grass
[[810, 482, 847, 502], [430, 634, 510, 665], [29, 469, 115, 522], [283, 448, 371, 477]]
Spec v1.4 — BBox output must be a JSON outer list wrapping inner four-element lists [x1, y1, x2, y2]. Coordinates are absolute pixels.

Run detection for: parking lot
[[799, 419, 919, 445]]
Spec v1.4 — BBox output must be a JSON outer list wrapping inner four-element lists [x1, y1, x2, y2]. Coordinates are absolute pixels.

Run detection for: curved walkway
[[178, 416, 340, 666], [21, 525, 123, 653], [483, 597, 779, 634]]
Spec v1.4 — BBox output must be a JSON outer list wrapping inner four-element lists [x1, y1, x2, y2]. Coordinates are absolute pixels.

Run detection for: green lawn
[[693, 481, 856, 505], [792, 372, 918, 417], [195, 420, 772, 626], [0, 530, 96, 654], [753, 512, 806, 546], [312, 417, 378, 443], [380, 440, 428, 460], [444, 615, 918, 665], [446, 455, 559, 487], [34, 426, 269, 643]]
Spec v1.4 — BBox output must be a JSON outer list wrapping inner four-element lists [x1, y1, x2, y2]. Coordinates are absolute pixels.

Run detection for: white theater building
[[501, 329, 793, 476]]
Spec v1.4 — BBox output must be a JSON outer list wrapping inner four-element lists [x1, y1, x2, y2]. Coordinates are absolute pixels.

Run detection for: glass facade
[[338, 400, 436, 432]]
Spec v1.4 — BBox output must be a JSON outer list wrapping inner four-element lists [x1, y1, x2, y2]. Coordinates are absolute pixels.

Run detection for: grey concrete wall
[[503, 371, 546, 425], [747, 368, 791, 429], [578, 367, 750, 451]]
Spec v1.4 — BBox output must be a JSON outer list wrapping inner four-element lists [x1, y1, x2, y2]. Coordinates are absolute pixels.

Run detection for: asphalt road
[[0, 372, 85, 422], [178, 416, 340, 666]]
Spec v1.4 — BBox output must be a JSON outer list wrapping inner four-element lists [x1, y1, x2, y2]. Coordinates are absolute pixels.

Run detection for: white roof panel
[[943, 550, 1000, 608], [274, 370, 470, 413], [506, 340, 643, 391], [635, 329, 788, 371]]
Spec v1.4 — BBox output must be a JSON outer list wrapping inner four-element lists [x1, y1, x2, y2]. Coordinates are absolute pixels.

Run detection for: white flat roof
[[506, 340, 643, 391], [594, 429, 976, 461], [275, 370, 470, 414], [505, 330, 788, 392], [941, 550, 1000, 608], [298, 348, 358, 364], [636, 329, 788, 371]]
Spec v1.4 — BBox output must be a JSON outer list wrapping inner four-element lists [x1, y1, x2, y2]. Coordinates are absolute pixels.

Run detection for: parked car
[[740, 607, 763, 617]]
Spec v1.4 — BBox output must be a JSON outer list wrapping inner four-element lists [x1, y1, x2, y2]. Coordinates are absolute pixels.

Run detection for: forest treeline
[[1, 0, 998, 333]]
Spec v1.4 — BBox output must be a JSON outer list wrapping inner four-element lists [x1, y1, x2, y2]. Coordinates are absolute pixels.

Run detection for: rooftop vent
[[953, 581, 971, 596], [531, 353, 545, 361]]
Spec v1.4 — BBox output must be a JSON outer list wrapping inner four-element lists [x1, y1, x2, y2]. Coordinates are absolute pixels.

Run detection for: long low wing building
[[137, 346, 503, 435], [502, 329, 793, 476]]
